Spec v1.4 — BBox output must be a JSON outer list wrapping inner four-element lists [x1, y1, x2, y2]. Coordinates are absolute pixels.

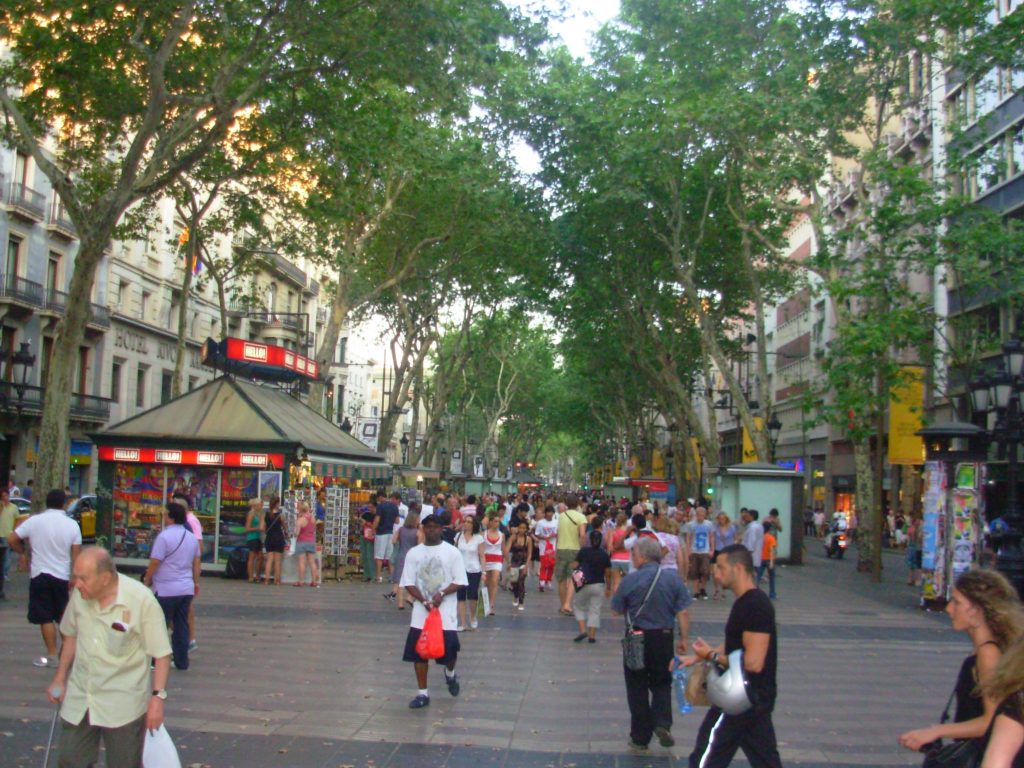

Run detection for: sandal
[[294, 582, 306, 587]]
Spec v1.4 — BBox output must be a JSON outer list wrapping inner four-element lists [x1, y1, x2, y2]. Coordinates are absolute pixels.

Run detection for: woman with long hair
[[294, 500, 319, 588], [456, 514, 485, 631], [482, 512, 504, 616], [244, 498, 263, 583], [981, 636, 1024, 767], [261, 496, 286, 585], [504, 519, 533, 611], [711, 512, 737, 599], [900, 569, 1024, 754], [389, 506, 423, 609]]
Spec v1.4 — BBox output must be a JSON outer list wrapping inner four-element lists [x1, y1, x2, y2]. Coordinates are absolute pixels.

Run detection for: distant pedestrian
[[685, 544, 782, 767], [0, 488, 17, 599], [556, 495, 588, 615], [294, 500, 320, 587], [607, 512, 631, 595], [400, 514, 468, 709], [244, 497, 263, 583], [482, 513, 504, 616], [741, 509, 764, 570], [611, 537, 691, 752], [360, 505, 377, 581], [7, 488, 81, 668], [455, 515, 484, 631], [390, 508, 423, 608], [686, 506, 716, 600], [534, 505, 558, 591], [142, 501, 200, 670], [572, 529, 611, 643], [757, 523, 777, 599], [906, 515, 923, 586], [47, 548, 171, 768], [505, 518, 532, 610], [262, 496, 286, 585], [373, 492, 400, 583]]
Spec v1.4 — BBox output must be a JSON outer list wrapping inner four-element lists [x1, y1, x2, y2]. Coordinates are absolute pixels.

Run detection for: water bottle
[[673, 657, 692, 715]]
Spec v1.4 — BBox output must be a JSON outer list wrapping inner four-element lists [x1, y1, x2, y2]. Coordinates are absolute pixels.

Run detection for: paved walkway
[[0, 539, 963, 767]]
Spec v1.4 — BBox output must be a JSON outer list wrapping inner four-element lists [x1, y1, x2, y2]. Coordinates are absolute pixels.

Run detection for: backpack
[[223, 548, 248, 579]]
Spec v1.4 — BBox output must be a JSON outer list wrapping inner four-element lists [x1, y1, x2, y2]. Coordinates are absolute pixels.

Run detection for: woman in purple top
[[143, 501, 200, 670]]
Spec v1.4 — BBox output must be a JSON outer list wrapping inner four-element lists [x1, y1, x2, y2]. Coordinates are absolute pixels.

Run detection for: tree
[[0, 0, 528, 507]]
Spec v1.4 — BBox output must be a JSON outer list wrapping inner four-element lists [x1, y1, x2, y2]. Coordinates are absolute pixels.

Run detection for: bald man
[[47, 547, 172, 768]]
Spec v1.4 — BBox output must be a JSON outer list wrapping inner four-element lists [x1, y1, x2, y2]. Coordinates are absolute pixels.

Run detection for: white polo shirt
[[14, 509, 81, 580]]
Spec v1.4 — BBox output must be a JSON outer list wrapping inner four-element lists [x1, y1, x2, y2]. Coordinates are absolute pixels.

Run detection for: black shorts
[[457, 572, 482, 602], [246, 539, 262, 553], [28, 573, 70, 625], [265, 540, 285, 554], [402, 626, 460, 666]]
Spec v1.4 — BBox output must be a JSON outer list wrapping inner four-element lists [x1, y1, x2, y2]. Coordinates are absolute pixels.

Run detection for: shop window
[[111, 464, 166, 559], [220, 469, 260, 564], [170, 467, 219, 563], [136, 365, 148, 408], [110, 360, 122, 403], [160, 370, 173, 404]]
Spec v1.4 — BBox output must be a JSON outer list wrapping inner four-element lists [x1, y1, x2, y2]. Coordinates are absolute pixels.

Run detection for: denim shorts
[[295, 541, 316, 555]]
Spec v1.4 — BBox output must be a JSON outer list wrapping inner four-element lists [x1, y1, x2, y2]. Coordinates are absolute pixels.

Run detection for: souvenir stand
[[91, 337, 391, 573]]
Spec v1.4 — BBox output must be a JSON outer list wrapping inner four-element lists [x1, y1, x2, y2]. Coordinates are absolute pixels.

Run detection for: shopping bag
[[480, 583, 491, 616], [143, 724, 182, 768], [415, 607, 445, 660], [685, 661, 711, 707], [287, 536, 297, 556]]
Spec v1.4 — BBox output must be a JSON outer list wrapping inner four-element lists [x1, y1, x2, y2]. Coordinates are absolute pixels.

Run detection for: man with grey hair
[[611, 534, 692, 753], [47, 546, 172, 767]]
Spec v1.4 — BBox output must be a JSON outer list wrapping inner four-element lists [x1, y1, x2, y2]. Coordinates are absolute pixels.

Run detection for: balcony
[[5, 177, 47, 222], [0, 273, 45, 315], [0, 382, 110, 423], [259, 250, 306, 288], [249, 311, 301, 330], [88, 303, 111, 329], [46, 198, 77, 239]]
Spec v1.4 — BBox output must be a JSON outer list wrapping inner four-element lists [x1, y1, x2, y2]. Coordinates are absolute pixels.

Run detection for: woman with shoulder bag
[[294, 500, 319, 588], [143, 501, 200, 670], [455, 515, 485, 631], [899, 569, 1024, 763], [572, 529, 612, 643], [981, 635, 1024, 767]]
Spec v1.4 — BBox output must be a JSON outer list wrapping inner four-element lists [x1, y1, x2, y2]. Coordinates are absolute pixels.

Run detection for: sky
[[345, 0, 620, 364]]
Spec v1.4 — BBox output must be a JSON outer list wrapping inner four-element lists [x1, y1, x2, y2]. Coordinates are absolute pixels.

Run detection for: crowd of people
[[6, 484, 1024, 767]]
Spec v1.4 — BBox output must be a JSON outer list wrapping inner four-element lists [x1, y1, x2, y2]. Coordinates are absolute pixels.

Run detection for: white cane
[[43, 685, 62, 768]]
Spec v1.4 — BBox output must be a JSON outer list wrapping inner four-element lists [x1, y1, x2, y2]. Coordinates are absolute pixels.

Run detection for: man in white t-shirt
[[532, 506, 558, 591], [683, 506, 716, 599], [400, 514, 468, 709], [8, 488, 82, 668], [741, 508, 765, 568]]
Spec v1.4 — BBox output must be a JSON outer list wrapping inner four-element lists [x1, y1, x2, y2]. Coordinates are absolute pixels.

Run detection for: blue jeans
[[157, 594, 193, 670], [756, 563, 777, 598]]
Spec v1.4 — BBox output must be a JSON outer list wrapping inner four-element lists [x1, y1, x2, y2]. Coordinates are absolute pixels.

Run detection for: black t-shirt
[[980, 692, 1024, 768], [724, 588, 777, 709], [575, 545, 611, 585], [375, 502, 399, 535]]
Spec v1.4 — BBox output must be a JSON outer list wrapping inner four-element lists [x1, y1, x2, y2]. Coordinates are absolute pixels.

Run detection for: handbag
[[621, 569, 662, 672], [920, 683, 981, 768], [685, 661, 712, 706], [572, 566, 586, 591]]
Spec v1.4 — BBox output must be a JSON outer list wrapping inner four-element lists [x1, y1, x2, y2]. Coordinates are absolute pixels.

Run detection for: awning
[[307, 454, 392, 481]]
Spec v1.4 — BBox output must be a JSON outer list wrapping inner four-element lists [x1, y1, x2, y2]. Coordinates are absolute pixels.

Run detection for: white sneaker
[[512, 600, 519, 607], [33, 656, 56, 668], [517, 604, 525, 611], [456, 625, 466, 632], [469, 619, 478, 630]]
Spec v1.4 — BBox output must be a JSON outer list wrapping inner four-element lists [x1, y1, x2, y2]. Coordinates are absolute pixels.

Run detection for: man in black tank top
[[683, 544, 781, 768]]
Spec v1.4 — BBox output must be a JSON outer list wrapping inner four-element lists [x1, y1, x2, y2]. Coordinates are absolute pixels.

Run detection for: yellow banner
[[889, 366, 925, 465], [651, 449, 665, 478], [741, 417, 764, 463], [685, 437, 702, 480]]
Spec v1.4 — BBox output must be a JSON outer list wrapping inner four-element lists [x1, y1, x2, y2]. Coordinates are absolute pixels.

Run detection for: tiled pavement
[[0, 542, 964, 767]]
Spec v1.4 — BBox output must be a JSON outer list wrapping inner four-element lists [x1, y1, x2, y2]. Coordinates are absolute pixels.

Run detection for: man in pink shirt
[[172, 492, 203, 652]]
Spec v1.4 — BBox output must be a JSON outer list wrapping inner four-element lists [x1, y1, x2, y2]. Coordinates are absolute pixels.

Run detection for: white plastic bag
[[143, 725, 182, 768]]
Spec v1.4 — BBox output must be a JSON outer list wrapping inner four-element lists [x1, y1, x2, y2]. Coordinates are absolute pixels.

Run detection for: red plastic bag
[[415, 607, 445, 660]]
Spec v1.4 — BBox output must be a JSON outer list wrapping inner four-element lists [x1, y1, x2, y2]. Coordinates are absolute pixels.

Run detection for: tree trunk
[[853, 436, 875, 572], [33, 235, 107, 511], [308, 271, 351, 414]]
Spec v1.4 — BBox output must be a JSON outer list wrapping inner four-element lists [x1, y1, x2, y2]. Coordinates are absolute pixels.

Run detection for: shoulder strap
[[939, 681, 957, 724], [626, 568, 662, 631]]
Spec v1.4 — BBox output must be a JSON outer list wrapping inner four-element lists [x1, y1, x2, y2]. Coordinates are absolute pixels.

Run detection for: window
[[370, 405, 379, 417], [77, 346, 89, 394], [47, 252, 61, 296], [287, 290, 295, 313], [977, 138, 1007, 195], [336, 337, 347, 365], [0, 327, 14, 381], [5, 237, 20, 280], [141, 290, 151, 321], [1012, 122, 1024, 178], [267, 282, 277, 313], [110, 360, 122, 403], [136, 365, 148, 408], [337, 385, 345, 421], [14, 152, 29, 187], [41, 337, 54, 389], [160, 370, 173, 404], [111, 279, 122, 310]]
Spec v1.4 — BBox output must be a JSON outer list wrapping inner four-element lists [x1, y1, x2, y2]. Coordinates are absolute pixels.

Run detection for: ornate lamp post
[[968, 335, 1024, 597], [399, 433, 410, 466], [1, 341, 36, 413], [767, 415, 782, 462]]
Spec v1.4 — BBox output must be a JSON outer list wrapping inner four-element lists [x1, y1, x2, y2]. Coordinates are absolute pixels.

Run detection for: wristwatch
[[709, 651, 720, 664], [152, 689, 167, 700]]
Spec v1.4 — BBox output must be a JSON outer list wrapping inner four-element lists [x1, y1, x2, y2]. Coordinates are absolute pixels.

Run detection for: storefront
[[92, 344, 390, 570]]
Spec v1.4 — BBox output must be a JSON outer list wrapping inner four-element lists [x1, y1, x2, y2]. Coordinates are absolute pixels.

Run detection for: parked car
[[12, 494, 97, 544]]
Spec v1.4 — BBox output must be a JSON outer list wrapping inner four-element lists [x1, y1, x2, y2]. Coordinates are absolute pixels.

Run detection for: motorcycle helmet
[[706, 650, 753, 715]]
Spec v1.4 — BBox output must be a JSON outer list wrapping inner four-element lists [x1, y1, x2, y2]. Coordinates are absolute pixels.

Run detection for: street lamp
[[440, 448, 447, 478], [400, 433, 410, 466], [340, 417, 353, 433], [969, 335, 1024, 597], [1, 341, 36, 413], [767, 415, 782, 461]]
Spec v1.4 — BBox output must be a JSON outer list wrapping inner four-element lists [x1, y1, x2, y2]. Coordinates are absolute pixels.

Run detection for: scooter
[[824, 528, 848, 559]]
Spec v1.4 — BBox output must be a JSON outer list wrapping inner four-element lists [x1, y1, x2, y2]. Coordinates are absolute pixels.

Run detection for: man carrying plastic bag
[[400, 514, 468, 709]]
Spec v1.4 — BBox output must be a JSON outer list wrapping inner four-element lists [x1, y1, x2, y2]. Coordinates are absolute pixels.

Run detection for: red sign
[[99, 446, 283, 468], [224, 338, 319, 379]]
